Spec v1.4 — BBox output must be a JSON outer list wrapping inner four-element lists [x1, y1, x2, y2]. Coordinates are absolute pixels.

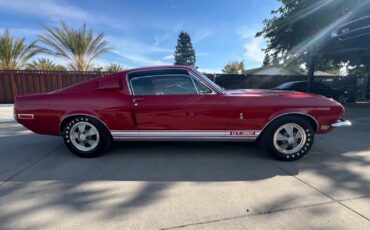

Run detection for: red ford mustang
[[14, 65, 351, 160]]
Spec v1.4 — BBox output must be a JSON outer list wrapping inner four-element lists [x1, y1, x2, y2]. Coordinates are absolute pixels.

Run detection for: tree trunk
[[307, 55, 316, 93]]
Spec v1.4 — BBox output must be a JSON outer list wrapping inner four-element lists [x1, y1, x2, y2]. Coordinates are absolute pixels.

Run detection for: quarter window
[[130, 75, 197, 95], [192, 77, 213, 94]]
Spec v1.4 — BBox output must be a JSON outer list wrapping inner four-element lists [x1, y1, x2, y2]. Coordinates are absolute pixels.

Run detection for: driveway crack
[[267, 160, 370, 222], [160, 201, 336, 230]]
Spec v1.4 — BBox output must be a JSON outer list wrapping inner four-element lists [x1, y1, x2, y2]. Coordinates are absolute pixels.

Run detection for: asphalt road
[[0, 105, 369, 229]]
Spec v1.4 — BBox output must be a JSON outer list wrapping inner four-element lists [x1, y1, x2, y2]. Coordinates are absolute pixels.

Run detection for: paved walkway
[[0, 106, 369, 229]]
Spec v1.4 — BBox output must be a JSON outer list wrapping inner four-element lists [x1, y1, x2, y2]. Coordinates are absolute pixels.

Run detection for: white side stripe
[[111, 130, 261, 139]]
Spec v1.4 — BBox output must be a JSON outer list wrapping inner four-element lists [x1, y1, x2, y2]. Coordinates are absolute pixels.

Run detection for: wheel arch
[[257, 113, 318, 142], [59, 114, 111, 136]]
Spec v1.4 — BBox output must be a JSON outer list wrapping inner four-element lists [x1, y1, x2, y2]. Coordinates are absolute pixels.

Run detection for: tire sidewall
[[62, 116, 111, 158], [263, 116, 314, 161]]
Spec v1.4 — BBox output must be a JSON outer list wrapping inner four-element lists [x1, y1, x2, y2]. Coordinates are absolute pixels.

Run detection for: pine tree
[[174, 31, 196, 66]]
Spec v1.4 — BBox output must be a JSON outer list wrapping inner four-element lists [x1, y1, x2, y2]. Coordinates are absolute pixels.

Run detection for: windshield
[[191, 68, 225, 93], [275, 83, 292, 89], [275, 82, 299, 89]]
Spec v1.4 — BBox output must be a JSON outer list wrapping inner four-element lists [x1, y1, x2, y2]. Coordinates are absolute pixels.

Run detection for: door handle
[[132, 98, 144, 106], [132, 98, 144, 102]]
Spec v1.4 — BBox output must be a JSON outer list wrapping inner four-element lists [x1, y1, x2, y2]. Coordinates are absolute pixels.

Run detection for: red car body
[[14, 65, 347, 142]]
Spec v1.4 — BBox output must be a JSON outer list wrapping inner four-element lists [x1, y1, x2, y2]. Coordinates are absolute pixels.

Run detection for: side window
[[192, 76, 213, 94], [131, 75, 197, 95]]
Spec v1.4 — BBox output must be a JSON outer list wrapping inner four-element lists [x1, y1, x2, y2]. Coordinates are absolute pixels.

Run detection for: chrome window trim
[[189, 72, 216, 95], [189, 74, 200, 94], [126, 68, 192, 96], [129, 73, 199, 96], [189, 68, 224, 94]]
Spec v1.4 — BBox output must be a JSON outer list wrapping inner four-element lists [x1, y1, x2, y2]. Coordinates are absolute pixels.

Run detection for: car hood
[[225, 89, 320, 97], [225, 89, 344, 112]]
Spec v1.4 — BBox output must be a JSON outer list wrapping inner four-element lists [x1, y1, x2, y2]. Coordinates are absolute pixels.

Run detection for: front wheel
[[62, 116, 112, 158], [261, 116, 314, 161]]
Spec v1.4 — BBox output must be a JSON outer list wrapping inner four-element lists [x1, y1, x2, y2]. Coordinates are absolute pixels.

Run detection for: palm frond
[[38, 21, 111, 71], [26, 58, 66, 71], [105, 63, 124, 72], [0, 29, 40, 70]]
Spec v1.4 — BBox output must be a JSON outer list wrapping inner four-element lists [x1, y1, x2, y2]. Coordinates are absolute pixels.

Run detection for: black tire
[[260, 116, 314, 161], [62, 116, 112, 158]]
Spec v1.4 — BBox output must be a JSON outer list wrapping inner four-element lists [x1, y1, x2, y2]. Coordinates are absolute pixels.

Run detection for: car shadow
[[0, 128, 297, 229], [1, 111, 370, 229]]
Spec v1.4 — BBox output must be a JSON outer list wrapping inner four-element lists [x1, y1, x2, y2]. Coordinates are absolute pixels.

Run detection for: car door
[[128, 69, 229, 133]]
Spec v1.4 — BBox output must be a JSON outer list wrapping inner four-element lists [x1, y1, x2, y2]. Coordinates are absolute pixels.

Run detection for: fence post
[[10, 71, 17, 101], [58, 72, 63, 89], [363, 75, 369, 100]]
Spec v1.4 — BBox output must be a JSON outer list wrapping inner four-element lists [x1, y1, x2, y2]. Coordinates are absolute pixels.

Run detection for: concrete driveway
[[0, 105, 369, 229]]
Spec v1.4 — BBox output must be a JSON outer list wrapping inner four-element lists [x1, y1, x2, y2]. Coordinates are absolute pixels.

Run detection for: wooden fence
[[206, 73, 363, 90], [0, 70, 367, 103], [0, 70, 111, 103]]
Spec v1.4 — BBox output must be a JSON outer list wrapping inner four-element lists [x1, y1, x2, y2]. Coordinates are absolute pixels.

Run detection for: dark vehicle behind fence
[[274, 81, 348, 103]]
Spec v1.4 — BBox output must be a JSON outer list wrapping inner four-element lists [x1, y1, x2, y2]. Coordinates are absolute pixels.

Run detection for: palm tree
[[105, 63, 124, 72], [0, 29, 41, 70], [38, 21, 111, 71], [26, 58, 66, 71]]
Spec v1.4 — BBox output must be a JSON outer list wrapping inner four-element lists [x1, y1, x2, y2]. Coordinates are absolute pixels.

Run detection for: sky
[[0, 0, 281, 72]]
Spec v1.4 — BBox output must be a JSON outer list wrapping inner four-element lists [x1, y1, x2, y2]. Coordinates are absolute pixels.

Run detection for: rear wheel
[[261, 116, 314, 161], [62, 116, 112, 158]]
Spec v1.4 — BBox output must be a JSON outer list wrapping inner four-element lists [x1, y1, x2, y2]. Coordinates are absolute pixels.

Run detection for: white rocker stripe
[[110, 130, 261, 139]]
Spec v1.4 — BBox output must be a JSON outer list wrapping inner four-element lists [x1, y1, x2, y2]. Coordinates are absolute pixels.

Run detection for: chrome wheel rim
[[70, 122, 100, 152], [273, 123, 307, 154]]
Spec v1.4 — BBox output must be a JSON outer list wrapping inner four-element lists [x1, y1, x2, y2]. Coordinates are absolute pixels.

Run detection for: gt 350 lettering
[[229, 131, 257, 136]]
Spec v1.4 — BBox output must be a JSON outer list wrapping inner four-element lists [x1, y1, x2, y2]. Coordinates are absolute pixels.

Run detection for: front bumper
[[331, 120, 352, 127]]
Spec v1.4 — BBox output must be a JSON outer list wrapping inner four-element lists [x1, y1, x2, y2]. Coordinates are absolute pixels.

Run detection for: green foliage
[[222, 60, 245, 74], [0, 29, 41, 70], [256, 0, 370, 72], [26, 58, 66, 71], [347, 65, 370, 76], [262, 54, 271, 66], [174, 31, 196, 66], [105, 63, 124, 72], [38, 21, 111, 71]]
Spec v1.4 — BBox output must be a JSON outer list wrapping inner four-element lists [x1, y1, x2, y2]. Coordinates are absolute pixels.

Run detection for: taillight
[[17, 114, 34, 120]]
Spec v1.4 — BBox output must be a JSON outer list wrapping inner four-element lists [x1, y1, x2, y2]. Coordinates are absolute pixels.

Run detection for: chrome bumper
[[331, 120, 352, 127]]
